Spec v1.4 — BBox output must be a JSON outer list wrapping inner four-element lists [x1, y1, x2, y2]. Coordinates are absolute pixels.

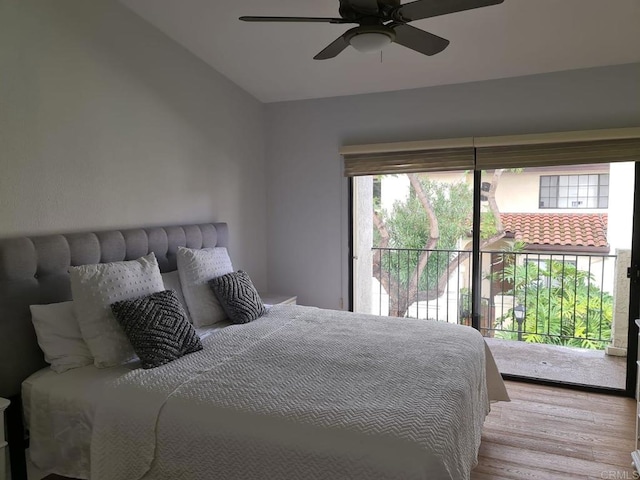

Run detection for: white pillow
[[177, 247, 233, 327], [161, 270, 190, 320], [69, 253, 165, 368], [30, 301, 94, 373]]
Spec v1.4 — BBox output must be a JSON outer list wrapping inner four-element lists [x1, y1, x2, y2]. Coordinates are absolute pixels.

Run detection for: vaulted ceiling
[[119, 0, 640, 103]]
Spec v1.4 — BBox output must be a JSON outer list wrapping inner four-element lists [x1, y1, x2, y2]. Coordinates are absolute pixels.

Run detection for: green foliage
[[480, 211, 498, 238], [377, 178, 472, 291], [493, 259, 613, 349]]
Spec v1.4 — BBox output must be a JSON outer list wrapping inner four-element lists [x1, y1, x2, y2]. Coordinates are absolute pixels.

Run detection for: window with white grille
[[539, 174, 609, 209]]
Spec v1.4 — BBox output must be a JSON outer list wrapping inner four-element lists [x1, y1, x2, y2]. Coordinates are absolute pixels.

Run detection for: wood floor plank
[[479, 441, 628, 477], [479, 428, 596, 462], [472, 380, 636, 479], [473, 457, 588, 480]]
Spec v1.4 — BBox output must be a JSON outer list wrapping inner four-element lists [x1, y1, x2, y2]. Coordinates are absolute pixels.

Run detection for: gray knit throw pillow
[[111, 290, 202, 369], [209, 271, 266, 324]]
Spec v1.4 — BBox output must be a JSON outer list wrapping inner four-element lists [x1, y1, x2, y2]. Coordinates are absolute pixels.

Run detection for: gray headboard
[[0, 222, 228, 398]]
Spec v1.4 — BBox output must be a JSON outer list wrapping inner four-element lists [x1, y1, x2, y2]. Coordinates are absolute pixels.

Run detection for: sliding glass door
[[347, 131, 640, 394], [352, 163, 634, 390]]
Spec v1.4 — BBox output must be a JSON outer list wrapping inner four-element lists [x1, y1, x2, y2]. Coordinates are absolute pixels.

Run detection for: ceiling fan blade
[[239, 16, 354, 24], [314, 34, 351, 60], [396, 0, 504, 22], [392, 24, 450, 56]]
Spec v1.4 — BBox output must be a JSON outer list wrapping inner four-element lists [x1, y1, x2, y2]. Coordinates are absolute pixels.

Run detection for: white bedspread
[[90, 305, 508, 480], [26, 364, 131, 478], [24, 323, 230, 479]]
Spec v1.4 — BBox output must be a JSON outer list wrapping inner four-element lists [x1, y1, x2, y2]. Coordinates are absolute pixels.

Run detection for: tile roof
[[500, 213, 608, 248]]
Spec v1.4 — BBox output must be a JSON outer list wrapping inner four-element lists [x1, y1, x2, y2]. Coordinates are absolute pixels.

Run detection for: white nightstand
[[0, 397, 9, 480], [260, 293, 297, 306]]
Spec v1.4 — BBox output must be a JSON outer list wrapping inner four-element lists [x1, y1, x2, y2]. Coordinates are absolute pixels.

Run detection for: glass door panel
[[478, 164, 632, 389], [352, 171, 474, 326]]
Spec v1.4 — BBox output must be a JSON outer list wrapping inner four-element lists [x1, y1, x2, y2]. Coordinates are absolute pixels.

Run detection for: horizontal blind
[[343, 147, 475, 176], [475, 127, 640, 170], [476, 138, 640, 170], [341, 138, 475, 177], [342, 128, 640, 176]]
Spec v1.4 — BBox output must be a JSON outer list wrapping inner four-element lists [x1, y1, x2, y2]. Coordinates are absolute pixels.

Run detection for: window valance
[[341, 127, 640, 176]]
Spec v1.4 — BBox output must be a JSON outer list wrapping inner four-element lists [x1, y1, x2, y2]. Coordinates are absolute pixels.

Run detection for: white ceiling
[[119, 0, 640, 103]]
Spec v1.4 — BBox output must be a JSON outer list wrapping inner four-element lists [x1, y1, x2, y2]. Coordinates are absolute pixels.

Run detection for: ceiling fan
[[240, 0, 504, 60]]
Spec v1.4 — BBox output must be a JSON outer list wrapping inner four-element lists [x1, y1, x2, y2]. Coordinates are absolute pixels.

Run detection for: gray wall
[[265, 63, 640, 309], [2, 0, 638, 307], [0, 0, 267, 288]]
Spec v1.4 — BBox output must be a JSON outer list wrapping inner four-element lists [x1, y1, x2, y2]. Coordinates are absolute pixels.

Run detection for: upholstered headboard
[[0, 223, 228, 399]]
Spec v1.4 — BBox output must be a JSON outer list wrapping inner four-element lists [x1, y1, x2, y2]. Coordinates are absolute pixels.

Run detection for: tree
[[492, 259, 613, 349], [373, 170, 506, 318]]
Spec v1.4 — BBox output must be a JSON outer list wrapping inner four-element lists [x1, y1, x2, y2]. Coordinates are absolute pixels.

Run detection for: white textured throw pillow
[[177, 247, 233, 327], [69, 253, 165, 368], [161, 271, 190, 320], [30, 301, 94, 373]]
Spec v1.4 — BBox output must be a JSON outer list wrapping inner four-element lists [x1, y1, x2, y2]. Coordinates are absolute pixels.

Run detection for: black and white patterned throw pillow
[[110, 290, 202, 369], [209, 270, 266, 324]]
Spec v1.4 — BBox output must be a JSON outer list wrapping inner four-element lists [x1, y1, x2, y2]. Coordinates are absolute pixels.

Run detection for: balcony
[[485, 337, 626, 388], [366, 247, 628, 389]]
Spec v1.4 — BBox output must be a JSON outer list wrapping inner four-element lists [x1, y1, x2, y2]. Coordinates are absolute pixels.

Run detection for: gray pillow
[[209, 271, 266, 324], [110, 290, 202, 369]]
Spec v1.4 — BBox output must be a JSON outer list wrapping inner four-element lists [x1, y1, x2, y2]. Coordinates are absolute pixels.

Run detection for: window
[[539, 174, 609, 209]]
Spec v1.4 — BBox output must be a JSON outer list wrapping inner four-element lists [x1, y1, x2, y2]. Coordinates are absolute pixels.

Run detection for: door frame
[[625, 162, 640, 397]]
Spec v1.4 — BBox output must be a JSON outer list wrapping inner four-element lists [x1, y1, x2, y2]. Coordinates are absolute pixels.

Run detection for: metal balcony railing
[[371, 247, 615, 349]]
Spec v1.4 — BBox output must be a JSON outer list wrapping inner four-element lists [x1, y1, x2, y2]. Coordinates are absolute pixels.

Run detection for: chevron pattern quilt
[[91, 305, 495, 480]]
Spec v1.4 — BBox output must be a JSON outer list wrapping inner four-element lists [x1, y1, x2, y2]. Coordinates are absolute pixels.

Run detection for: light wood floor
[[472, 381, 636, 479], [41, 380, 637, 480]]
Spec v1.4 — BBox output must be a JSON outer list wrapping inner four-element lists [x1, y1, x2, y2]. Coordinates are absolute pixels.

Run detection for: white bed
[[2, 223, 508, 480], [24, 305, 508, 480]]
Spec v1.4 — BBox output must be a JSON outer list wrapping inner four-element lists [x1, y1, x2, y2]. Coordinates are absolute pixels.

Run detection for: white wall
[[609, 162, 636, 251], [265, 63, 640, 308], [0, 0, 267, 288]]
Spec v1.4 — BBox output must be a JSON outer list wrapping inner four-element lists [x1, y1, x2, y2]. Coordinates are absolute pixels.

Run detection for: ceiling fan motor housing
[[339, 0, 401, 20]]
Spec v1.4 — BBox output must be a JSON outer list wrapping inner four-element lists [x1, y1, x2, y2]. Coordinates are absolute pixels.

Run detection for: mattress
[[25, 306, 508, 480]]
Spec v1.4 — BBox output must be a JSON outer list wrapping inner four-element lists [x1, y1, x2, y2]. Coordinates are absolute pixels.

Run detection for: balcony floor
[[484, 337, 627, 389]]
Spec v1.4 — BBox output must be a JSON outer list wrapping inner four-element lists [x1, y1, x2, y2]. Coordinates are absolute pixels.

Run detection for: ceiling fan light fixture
[[349, 31, 393, 53]]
